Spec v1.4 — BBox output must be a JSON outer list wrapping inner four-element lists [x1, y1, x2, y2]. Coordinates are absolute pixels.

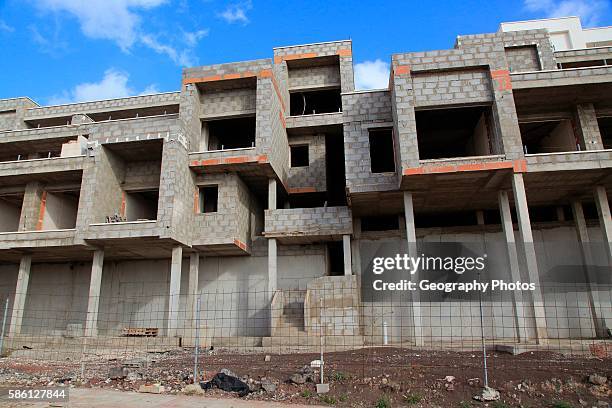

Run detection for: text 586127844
[[0, 387, 69, 402]]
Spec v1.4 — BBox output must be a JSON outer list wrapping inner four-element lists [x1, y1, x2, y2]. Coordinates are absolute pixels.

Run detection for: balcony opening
[[416, 106, 493, 160], [519, 119, 577, 154], [0, 136, 87, 163], [415, 211, 477, 228], [558, 60, 607, 69], [598, 116, 612, 149], [290, 88, 342, 116], [199, 185, 218, 213], [287, 192, 326, 209], [205, 116, 256, 151], [529, 205, 573, 223], [125, 190, 159, 221], [41, 190, 80, 229], [361, 215, 399, 232], [290, 145, 309, 167], [0, 194, 23, 232], [368, 128, 396, 173], [327, 241, 344, 276]]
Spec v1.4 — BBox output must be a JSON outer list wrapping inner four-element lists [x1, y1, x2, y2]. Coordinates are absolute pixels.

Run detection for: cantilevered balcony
[[264, 206, 352, 244]]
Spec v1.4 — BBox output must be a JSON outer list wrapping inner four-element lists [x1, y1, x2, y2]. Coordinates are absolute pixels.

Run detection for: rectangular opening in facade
[[416, 106, 493, 160], [205, 116, 256, 150], [0, 194, 23, 232], [289, 88, 342, 116], [368, 128, 396, 173], [324, 129, 347, 206], [125, 190, 159, 221], [287, 192, 326, 209], [519, 119, 577, 154], [41, 190, 80, 229], [199, 185, 218, 213], [290, 145, 309, 167], [558, 60, 607, 69], [0, 136, 87, 163], [415, 211, 477, 228], [598, 116, 612, 149], [327, 241, 344, 276], [361, 215, 399, 231]]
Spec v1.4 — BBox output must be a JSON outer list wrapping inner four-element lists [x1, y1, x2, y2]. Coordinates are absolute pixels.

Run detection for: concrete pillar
[[8, 255, 32, 337], [498, 191, 528, 342], [403, 192, 423, 346], [84, 250, 104, 337], [268, 178, 277, 210], [167, 246, 183, 337], [342, 235, 352, 276], [593, 185, 612, 264], [571, 200, 606, 337], [268, 238, 277, 296], [351, 219, 362, 276], [511, 173, 548, 343], [267, 177, 278, 297], [556, 206, 566, 222], [574, 103, 604, 150], [184, 252, 200, 345], [476, 210, 485, 226]]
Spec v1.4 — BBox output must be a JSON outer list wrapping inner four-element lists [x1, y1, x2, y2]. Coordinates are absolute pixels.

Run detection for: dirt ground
[[0, 347, 610, 407]]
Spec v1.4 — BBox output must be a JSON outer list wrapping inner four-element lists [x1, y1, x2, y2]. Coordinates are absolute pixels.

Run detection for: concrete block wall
[[274, 40, 354, 93], [411, 69, 493, 107], [287, 134, 327, 192], [504, 45, 541, 72], [178, 84, 201, 151], [555, 46, 612, 64], [158, 139, 195, 245], [343, 90, 399, 192], [200, 87, 256, 119], [88, 115, 180, 144], [23, 92, 180, 123], [288, 65, 341, 90], [264, 206, 353, 237], [0, 97, 39, 131], [192, 173, 252, 247], [304, 275, 360, 336]]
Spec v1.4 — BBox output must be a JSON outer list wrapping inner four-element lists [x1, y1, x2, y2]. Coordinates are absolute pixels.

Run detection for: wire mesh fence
[[0, 240, 610, 406]]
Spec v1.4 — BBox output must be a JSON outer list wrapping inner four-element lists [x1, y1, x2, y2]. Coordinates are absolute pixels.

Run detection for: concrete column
[[342, 235, 352, 276], [556, 206, 566, 222], [8, 255, 32, 337], [268, 238, 277, 296], [268, 177, 278, 297], [351, 219, 362, 276], [511, 173, 548, 343], [574, 103, 604, 150], [593, 185, 612, 264], [403, 192, 423, 346], [167, 246, 183, 337], [571, 200, 606, 337], [84, 250, 104, 337], [184, 252, 200, 345], [476, 210, 485, 226], [498, 191, 528, 342], [268, 178, 277, 210]]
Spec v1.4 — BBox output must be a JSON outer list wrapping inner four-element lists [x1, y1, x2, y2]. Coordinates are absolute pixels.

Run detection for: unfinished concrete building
[[0, 16, 611, 349]]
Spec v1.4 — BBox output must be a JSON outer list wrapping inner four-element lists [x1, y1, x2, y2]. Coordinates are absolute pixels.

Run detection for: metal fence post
[[193, 294, 201, 383], [0, 297, 9, 355]]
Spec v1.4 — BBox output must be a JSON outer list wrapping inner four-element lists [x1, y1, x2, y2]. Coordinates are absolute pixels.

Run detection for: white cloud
[[33, 0, 167, 50], [219, 1, 252, 24], [0, 19, 14, 33], [140, 34, 195, 66], [354, 59, 390, 90], [49, 69, 158, 104], [524, 0, 609, 27], [184, 29, 209, 47]]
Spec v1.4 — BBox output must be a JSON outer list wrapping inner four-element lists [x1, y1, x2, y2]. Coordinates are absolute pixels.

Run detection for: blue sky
[[0, 0, 610, 105]]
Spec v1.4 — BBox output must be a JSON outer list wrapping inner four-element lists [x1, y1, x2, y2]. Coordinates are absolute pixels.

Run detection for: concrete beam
[[84, 250, 104, 337], [9, 255, 32, 337], [403, 191, 423, 347], [593, 185, 612, 265], [342, 234, 352, 276], [498, 191, 528, 342], [571, 200, 607, 337], [511, 173, 548, 343], [167, 246, 183, 337]]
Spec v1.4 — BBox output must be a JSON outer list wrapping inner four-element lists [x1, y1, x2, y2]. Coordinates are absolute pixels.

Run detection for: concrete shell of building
[[0, 17, 611, 348]]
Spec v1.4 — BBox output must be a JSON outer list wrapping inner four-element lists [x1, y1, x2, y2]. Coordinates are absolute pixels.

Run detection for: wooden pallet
[[121, 327, 159, 337]]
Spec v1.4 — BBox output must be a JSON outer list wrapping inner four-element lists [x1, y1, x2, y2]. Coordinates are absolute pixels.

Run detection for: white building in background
[[501, 16, 612, 51]]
